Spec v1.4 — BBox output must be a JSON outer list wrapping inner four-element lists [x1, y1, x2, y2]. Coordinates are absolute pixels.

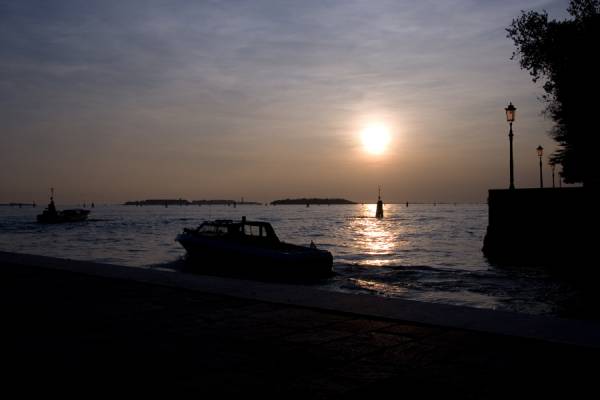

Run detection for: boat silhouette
[[36, 189, 90, 224], [176, 216, 333, 279]]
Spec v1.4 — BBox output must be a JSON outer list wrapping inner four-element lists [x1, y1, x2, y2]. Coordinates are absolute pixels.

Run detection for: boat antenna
[[378, 186, 381, 201], [50, 187, 54, 201]]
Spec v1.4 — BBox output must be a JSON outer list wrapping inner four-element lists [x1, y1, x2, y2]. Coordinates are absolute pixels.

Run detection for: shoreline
[[3, 250, 600, 396], [2, 250, 600, 348]]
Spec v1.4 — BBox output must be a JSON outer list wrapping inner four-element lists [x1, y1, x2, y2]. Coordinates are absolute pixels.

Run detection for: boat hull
[[176, 233, 333, 279], [37, 209, 90, 224]]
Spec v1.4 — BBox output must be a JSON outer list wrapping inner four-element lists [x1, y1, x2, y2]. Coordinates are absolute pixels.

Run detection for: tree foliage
[[507, 0, 600, 185]]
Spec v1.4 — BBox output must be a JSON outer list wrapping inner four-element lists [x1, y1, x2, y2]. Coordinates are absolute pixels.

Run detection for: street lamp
[[536, 145, 544, 188], [505, 102, 516, 189], [550, 162, 556, 188]]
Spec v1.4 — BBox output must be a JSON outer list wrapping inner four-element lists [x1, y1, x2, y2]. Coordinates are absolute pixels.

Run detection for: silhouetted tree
[[507, 0, 600, 186]]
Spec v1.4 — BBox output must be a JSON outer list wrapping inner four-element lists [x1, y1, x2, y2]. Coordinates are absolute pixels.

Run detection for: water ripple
[[0, 203, 583, 318]]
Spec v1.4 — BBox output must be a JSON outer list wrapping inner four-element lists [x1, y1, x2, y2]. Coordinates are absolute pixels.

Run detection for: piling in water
[[376, 187, 384, 219]]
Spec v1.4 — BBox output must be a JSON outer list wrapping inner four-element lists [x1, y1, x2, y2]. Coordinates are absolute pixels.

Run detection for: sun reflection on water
[[348, 278, 408, 296], [345, 204, 406, 266]]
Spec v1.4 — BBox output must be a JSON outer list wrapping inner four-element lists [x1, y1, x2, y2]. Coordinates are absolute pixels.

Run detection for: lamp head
[[505, 102, 516, 122]]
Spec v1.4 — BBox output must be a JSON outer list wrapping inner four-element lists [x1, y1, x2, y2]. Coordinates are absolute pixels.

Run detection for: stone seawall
[[482, 187, 597, 265]]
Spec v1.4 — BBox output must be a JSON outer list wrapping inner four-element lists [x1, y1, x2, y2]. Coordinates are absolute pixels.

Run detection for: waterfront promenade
[[2, 251, 599, 397]]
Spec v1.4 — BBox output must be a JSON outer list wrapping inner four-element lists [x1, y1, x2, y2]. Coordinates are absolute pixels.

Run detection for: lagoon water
[[0, 203, 588, 318]]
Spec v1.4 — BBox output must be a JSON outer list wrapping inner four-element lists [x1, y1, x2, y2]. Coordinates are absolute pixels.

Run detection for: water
[[0, 203, 589, 318]]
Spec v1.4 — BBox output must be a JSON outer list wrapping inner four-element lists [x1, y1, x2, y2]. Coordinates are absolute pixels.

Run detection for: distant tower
[[375, 187, 384, 219]]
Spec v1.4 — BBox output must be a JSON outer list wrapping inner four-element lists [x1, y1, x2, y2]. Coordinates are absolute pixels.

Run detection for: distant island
[[0, 202, 36, 207], [271, 198, 356, 205], [123, 198, 355, 206], [123, 199, 261, 206], [193, 200, 261, 206], [124, 199, 189, 206]]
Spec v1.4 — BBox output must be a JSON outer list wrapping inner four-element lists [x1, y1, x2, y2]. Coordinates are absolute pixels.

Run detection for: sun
[[361, 124, 391, 155]]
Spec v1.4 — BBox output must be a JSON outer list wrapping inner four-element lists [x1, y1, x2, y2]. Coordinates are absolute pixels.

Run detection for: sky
[[0, 0, 573, 204]]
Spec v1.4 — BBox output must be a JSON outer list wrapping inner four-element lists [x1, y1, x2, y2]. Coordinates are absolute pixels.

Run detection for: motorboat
[[176, 216, 333, 279], [36, 190, 90, 223]]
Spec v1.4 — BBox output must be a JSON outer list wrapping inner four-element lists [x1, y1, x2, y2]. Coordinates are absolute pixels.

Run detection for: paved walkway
[[1, 256, 598, 397]]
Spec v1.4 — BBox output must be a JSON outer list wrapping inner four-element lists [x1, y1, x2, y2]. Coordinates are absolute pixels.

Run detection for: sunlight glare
[[361, 124, 391, 155]]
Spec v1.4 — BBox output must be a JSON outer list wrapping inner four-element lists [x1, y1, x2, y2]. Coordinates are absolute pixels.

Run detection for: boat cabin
[[190, 217, 280, 243]]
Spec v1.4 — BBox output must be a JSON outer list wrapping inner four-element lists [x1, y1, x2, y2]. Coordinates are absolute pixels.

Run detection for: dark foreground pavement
[[2, 260, 598, 398]]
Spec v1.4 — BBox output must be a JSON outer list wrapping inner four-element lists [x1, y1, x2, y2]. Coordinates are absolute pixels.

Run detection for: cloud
[[0, 0, 568, 202]]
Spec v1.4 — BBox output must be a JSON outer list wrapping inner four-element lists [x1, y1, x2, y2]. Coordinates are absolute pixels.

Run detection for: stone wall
[[482, 187, 597, 266]]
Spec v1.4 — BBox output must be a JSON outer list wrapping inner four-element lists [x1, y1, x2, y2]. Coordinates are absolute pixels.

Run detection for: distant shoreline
[[271, 198, 356, 205], [122, 198, 359, 206], [0, 203, 37, 207], [123, 199, 261, 206]]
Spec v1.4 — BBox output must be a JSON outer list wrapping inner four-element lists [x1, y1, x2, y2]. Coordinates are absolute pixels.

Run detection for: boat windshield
[[244, 224, 262, 237], [198, 224, 229, 235], [241, 222, 279, 242]]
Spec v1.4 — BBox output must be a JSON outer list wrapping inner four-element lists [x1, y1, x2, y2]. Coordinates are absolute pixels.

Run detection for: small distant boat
[[176, 216, 333, 279], [36, 189, 90, 224]]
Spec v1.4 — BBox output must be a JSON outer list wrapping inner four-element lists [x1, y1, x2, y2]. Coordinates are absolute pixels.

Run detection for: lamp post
[[550, 162, 556, 188], [505, 103, 516, 189], [536, 145, 544, 188]]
